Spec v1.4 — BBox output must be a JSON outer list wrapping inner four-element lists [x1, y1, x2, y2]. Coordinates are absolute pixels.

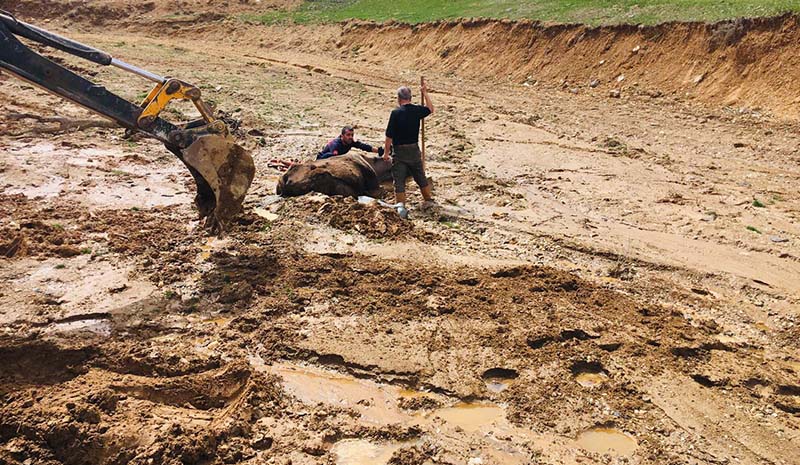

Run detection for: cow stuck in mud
[[276, 154, 392, 197]]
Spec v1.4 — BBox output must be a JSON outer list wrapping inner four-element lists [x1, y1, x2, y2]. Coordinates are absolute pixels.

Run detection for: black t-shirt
[[385, 104, 431, 145]]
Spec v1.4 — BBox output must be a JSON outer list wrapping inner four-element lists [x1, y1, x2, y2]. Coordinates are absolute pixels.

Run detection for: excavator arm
[[0, 11, 255, 232]]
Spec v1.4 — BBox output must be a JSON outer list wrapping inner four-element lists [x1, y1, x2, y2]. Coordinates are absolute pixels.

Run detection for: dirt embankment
[[326, 16, 800, 118]]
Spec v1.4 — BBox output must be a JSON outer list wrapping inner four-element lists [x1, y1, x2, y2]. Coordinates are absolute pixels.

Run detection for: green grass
[[241, 0, 800, 26], [752, 198, 766, 208], [746, 225, 762, 234]]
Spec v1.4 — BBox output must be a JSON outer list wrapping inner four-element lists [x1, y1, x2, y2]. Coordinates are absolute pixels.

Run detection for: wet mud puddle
[[332, 439, 417, 465], [571, 362, 608, 388], [250, 360, 630, 463], [575, 372, 608, 387], [266, 362, 410, 424], [482, 367, 519, 393], [576, 427, 638, 456], [434, 402, 505, 432]]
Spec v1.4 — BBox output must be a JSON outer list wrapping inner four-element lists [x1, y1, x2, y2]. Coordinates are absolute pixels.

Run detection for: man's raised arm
[[422, 79, 434, 115]]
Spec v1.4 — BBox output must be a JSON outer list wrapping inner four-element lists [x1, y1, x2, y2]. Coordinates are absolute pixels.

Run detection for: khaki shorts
[[391, 144, 428, 193]]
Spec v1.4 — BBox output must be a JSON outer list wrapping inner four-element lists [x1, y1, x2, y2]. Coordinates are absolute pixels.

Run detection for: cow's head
[[276, 163, 319, 196]]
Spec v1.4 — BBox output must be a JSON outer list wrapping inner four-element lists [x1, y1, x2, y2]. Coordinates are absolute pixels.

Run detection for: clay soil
[[1, 2, 799, 465]]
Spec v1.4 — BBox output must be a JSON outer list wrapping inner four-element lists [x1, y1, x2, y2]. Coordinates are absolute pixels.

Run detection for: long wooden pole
[[420, 76, 426, 171]]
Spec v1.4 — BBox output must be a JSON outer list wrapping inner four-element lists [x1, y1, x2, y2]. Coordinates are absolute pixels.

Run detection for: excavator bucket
[[178, 135, 255, 232], [0, 12, 257, 231]]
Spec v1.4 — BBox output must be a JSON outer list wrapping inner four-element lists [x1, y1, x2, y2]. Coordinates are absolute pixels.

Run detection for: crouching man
[[317, 125, 384, 160]]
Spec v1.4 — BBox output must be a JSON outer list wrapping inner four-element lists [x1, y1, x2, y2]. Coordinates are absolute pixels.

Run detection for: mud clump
[[0, 194, 192, 273], [388, 443, 438, 465], [0, 194, 86, 259], [0, 356, 286, 465], [290, 196, 431, 240], [200, 247, 280, 303], [398, 395, 442, 411], [85, 207, 192, 256]]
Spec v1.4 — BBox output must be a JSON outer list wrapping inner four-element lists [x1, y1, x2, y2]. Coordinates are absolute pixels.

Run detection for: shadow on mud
[[0, 339, 97, 395]]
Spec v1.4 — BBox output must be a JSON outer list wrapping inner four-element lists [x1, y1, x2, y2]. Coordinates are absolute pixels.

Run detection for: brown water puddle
[[257, 361, 632, 463], [202, 317, 231, 326], [575, 372, 608, 388], [485, 378, 512, 392], [482, 367, 519, 393], [432, 402, 505, 433], [265, 362, 410, 424], [331, 439, 416, 465], [263, 362, 514, 432], [398, 388, 437, 399], [576, 427, 638, 456]]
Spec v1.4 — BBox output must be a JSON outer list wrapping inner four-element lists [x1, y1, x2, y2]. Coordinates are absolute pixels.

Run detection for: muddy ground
[[1, 3, 799, 465]]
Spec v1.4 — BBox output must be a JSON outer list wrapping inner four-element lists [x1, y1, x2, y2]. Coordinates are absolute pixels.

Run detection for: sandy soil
[[1, 4, 799, 465]]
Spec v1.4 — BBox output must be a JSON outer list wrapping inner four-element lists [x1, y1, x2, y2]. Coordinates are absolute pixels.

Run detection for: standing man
[[383, 81, 434, 207], [317, 125, 384, 160]]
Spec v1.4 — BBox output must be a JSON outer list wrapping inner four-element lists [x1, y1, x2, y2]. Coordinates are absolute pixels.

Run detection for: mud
[[2, 2, 800, 465]]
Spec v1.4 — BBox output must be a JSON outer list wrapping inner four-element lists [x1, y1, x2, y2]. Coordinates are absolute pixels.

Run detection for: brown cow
[[276, 154, 392, 197]]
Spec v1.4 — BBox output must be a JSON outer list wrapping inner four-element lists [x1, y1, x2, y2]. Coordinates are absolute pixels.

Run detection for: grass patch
[[746, 225, 762, 234], [752, 198, 766, 208], [439, 219, 460, 229], [241, 0, 800, 26]]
